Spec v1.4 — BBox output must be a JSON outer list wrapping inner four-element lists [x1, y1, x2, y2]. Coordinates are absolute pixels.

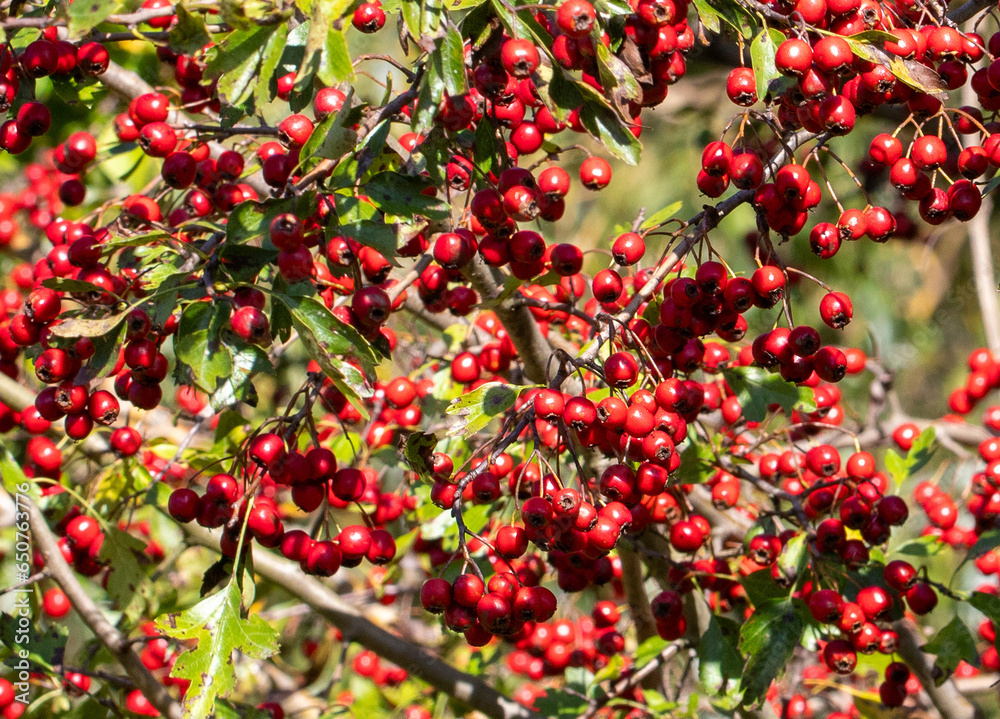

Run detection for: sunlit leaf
[[158, 580, 279, 719]]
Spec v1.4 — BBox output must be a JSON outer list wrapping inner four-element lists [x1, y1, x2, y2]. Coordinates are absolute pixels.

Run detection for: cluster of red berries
[[168, 431, 399, 575], [0, 162, 70, 252], [505, 604, 628, 678], [351, 649, 408, 686], [420, 569, 558, 646], [546, 0, 693, 110], [709, 20, 1000, 273], [808, 577, 926, 707], [0, 32, 109, 155], [946, 347, 1000, 417], [0, 676, 22, 719]]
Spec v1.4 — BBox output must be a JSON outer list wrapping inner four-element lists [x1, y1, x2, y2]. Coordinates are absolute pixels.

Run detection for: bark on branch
[[23, 498, 184, 719], [894, 618, 984, 719], [180, 523, 541, 719]]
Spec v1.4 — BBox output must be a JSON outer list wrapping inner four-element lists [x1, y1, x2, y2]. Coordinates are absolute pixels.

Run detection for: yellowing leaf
[[445, 382, 539, 437], [158, 580, 279, 719]]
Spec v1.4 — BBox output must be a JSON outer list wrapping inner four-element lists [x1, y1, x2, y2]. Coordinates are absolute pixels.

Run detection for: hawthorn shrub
[[2, 0, 1000, 719]]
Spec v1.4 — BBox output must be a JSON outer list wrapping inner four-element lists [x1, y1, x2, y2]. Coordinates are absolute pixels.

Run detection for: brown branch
[[463, 254, 560, 386], [618, 546, 658, 645], [961, 79, 1000, 355], [579, 644, 680, 719], [0, 570, 48, 596], [0, 371, 36, 411], [179, 523, 541, 719], [948, 0, 994, 23], [0, 6, 176, 28], [24, 497, 183, 719], [894, 618, 984, 719], [388, 253, 433, 303], [403, 294, 457, 331]]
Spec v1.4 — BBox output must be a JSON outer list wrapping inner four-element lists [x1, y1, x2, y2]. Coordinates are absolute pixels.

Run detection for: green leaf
[[206, 25, 276, 108], [49, 75, 103, 108], [211, 342, 271, 411], [738, 598, 804, 706], [966, 528, 1000, 562], [336, 219, 398, 259], [750, 28, 784, 107], [290, 2, 354, 108], [534, 64, 584, 123], [639, 201, 683, 231], [776, 531, 808, 587], [740, 569, 790, 606], [700, 611, 744, 696], [219, 0, 268, 28], [838, 34, 947, 94], [226, 194, 318, 245], [489, 0, 553, 49], [436, 26, 467, 97], [0, 614, 66, 673], [473, 119, 498, 176], [721, 366, 815, 423], [214, 701, 272, 719], [404, 431, 439, 483], [969, 591, 1000, 657], [891, 534, 946, 557], [595, 41, 641, 106], [352, 117, 392, 181], [578, 100, 641, 166], [320, 28, 354, 86], [327, 357, 374, 420], [272, 293, 378, 418], [272, 293, 378, 372], [99, 526, 154, 625], [690, 0, 721, 32], [169, 5, 213, 55], [674, 440, 716, 484], [175, 303, 234, 393], [1, 447, 38, 500], [701, 0, 754, 37], [446, 382, 535, 437], [592, 653, 625, 685], [41, 277, 110, 295], [415, 0, 445, 36], [158, 580, 280, 719], [884, 427, 935, 485], [93, 458, 151, 515], [846, 30, 899, 43], [299, 89, 358, 161], [68, 0, 121, 39], [400, 0, 423, 40], [534, 690, 589, 718], [923, 615, 978, 684], [634, 635, 669, 667], [101, 230, 174, 250], [461, 0, 495, 46], [981, 174, 1000, 197], [362, 172, 452, 219], [253, 23, 289, 108]]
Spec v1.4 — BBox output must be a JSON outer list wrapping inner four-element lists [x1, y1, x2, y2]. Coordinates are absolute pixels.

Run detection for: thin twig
[[24, 497, 184, 719]]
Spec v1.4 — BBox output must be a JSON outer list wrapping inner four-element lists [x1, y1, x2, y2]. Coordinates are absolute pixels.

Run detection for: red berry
[[579, 156, 612, 189], [556, 0, 597, 38], [43, 587, 71, 618]]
